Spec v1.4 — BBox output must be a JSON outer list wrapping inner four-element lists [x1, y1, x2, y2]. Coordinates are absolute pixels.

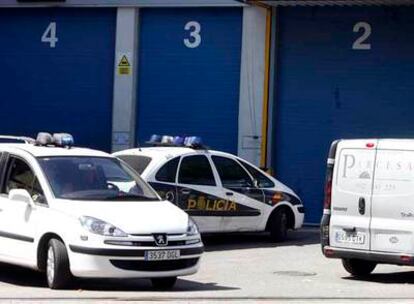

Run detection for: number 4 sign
[[41, 22, 58, 48]]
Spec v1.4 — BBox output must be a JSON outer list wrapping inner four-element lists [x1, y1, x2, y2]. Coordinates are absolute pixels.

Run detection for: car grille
[[110, 258, 199, 272], [104, 240, 187, 247]]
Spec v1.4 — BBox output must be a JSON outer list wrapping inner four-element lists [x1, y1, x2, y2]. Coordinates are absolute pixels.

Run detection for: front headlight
[[187, 217, 199, 236], [80, 216, 128, 237]]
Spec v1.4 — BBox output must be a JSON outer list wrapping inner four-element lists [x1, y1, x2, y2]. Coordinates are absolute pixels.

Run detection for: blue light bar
[[173, 136, 185, 145], [146, 134, 204, 149], [161, 135, 174, 144], [148, 134, 162, 144], [53, 133, 74, 147], [185, 136, 203, 148]]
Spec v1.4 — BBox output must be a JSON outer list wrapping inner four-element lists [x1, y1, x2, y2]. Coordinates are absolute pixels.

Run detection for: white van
[[321, 139, 414, 276]]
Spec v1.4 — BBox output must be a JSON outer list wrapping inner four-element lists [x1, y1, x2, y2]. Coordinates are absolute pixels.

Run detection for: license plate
[[145, 250, 180, 261], [335, 231, 366, 245]]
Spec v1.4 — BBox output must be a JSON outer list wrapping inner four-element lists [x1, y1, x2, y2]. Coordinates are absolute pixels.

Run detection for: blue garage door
[[0, 8, 116, 151], [275, 7, 414, 223], [137, 8, 242, 153]]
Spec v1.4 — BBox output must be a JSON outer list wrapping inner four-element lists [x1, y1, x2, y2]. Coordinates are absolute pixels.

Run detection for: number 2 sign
[[352, 21, 371, 51]]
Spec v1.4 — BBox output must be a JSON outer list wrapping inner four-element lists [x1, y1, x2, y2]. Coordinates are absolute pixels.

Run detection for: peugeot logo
[[389, 236, 399, 244], [153, 234, 168, 247]]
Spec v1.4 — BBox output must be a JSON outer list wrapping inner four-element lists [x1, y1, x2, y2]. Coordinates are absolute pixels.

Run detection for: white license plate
[[145, 250, 180, 261], [335, 231, 366, 245]]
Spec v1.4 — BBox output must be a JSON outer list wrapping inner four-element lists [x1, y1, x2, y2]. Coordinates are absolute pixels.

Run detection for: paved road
[[0, 228, 414, 303]]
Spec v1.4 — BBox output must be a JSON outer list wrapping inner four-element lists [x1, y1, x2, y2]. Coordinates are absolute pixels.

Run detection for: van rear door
[[370, 140, 414, 254], [330, 140, 377, 251]]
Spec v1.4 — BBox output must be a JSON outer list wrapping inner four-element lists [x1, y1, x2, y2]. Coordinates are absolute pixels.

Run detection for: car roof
[[0, 143, 111, 158], [113, 146, 238, 160], [113, 147, 241, 176]]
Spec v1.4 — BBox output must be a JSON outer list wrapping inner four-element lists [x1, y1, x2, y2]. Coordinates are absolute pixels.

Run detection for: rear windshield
[[117, 155, 152, 175]]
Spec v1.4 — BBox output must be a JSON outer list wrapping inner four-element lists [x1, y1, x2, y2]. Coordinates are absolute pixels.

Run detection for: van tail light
[[321, 159, 334, 251], [321, 141, 339, 252], [323, 160, 334, 211]]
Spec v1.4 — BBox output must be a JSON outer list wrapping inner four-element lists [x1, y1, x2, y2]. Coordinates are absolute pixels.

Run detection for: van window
[[156, 157, 179, 183], [178, 155, 215, 186], [117, 155, 152, 175]]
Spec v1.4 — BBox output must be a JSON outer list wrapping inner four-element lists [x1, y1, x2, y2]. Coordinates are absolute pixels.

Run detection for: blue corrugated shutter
[[0, 8, 116, 151], [275, 7, 414, 223], [137, 8, 242, 153]]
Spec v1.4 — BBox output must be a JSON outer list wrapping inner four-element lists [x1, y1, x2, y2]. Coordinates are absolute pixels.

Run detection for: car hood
[[271, 179, 301, 202], [55, 199, 189, 235]]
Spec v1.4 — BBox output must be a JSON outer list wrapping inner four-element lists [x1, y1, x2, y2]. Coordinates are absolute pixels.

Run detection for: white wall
[[238, 6, 267, 166], [111, 8, 139, 152]]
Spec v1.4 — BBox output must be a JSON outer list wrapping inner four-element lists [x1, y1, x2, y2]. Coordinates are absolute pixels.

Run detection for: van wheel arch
[[37, 233, 66, 272]]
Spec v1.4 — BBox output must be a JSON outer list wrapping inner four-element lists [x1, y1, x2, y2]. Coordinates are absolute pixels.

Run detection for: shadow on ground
[[0, 262, 237, 292], [79, 278, 237, 292], [203, 227, 320, 252], [344, 271, 414, 284]]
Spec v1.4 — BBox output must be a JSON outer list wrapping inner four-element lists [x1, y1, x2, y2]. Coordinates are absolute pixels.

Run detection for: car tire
[[46, 239, 73, 289], [342, 258, 377, 277], [269, 209, 288, 242], [151, 277, 177, 290]]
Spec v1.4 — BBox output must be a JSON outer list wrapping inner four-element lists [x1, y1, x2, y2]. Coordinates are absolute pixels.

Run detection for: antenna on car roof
[[136, 141, 142, 152]]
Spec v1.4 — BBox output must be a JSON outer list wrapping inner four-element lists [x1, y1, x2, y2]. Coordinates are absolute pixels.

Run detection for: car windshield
[[37, 156, 160, 201]]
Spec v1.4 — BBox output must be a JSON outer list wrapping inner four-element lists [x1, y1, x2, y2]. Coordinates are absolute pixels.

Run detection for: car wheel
[[269, 208, 288, 242], [151, 277, 177, 290], [342, 258, 377, 277], [46, 239, 72, 289]]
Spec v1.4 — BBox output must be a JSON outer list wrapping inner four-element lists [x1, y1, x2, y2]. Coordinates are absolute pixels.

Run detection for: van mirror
[[8, 189, 34, 206]]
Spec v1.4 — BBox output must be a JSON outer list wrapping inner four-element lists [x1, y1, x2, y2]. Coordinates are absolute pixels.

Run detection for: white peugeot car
[[0, 133, 203, 289], [113, 136, 304, 242]]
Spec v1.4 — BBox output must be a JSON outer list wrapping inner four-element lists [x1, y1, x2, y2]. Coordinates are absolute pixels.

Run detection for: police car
[[0, 133, 203, 289], [113, 135, 304, 241]]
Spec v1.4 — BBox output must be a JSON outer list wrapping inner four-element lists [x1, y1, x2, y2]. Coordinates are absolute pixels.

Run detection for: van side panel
[[371, 145, 414, 254], [329, 140, 377, 251]]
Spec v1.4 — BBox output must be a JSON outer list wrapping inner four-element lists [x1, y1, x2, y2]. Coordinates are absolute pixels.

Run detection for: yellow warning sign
[[118, 55, 131, 75]]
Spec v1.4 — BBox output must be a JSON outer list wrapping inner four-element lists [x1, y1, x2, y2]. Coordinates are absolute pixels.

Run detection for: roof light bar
[[36, 132, 74, 148], [146, 134, 206, 149]]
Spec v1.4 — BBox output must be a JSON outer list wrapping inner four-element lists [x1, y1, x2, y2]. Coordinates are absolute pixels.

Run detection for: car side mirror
[[8, 189, 34, 206], [253, 179, 260, 188]]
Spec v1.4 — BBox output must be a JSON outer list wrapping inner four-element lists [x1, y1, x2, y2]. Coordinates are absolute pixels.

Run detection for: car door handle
[[225, 192, 234, 196], [180, 188, 191, 195], [358, 197, 366, 215]]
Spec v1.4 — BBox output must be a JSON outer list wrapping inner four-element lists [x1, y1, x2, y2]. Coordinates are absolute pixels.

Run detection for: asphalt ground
[[0, 228, 414, 303]]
